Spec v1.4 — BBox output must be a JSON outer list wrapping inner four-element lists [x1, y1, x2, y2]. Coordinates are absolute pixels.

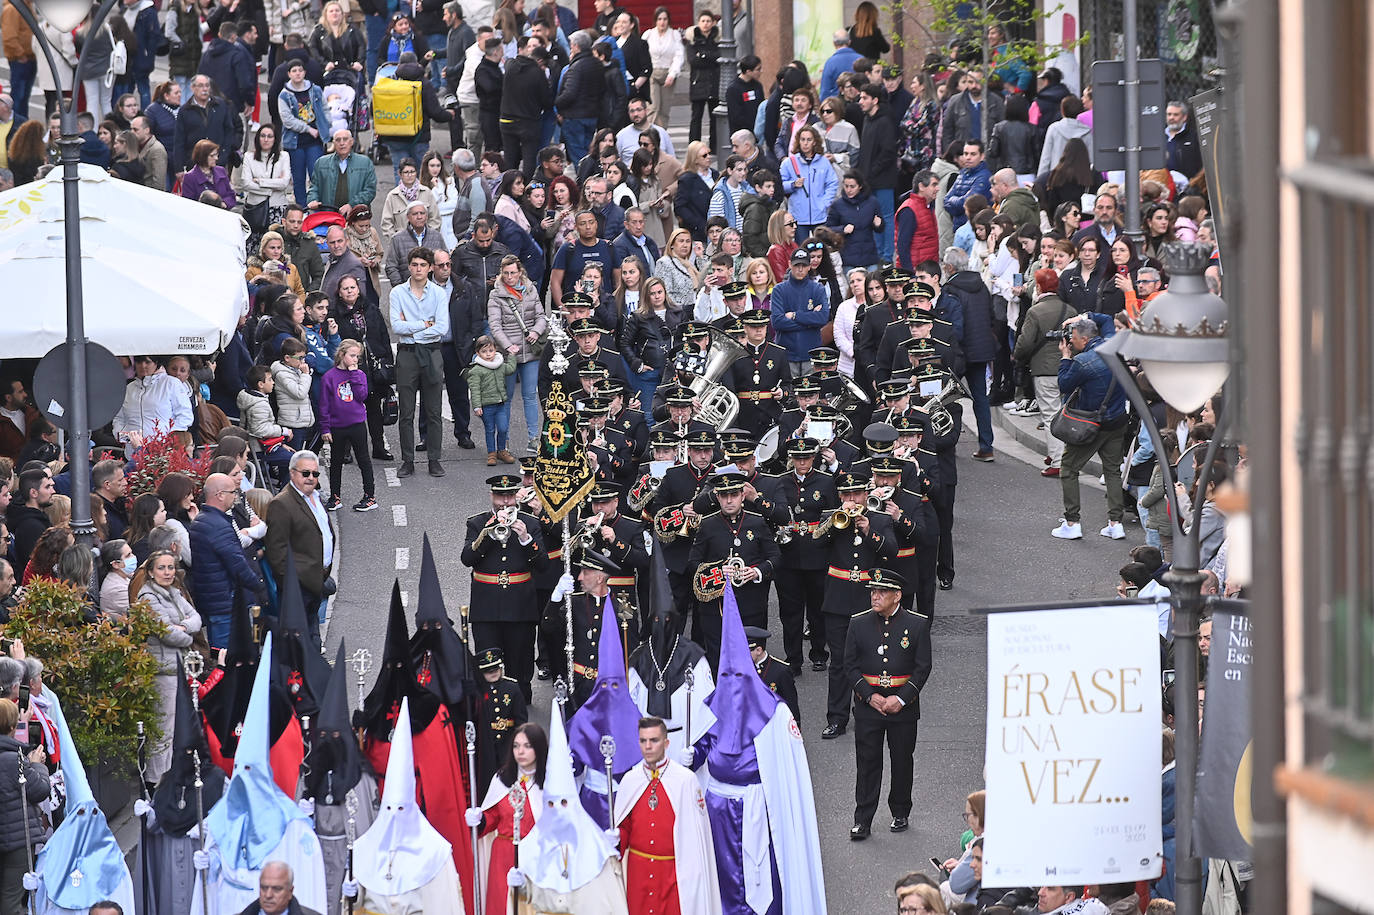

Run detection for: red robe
[[479, 779, 536, 915], [619, 772, 680, 915], [200, 670, 304, 798], [365, 704, 477, 915]]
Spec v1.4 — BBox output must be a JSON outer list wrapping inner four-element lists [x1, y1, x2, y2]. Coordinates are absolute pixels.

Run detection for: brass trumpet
[[813, 505, 863, 538], [572, 512, 605, 550]]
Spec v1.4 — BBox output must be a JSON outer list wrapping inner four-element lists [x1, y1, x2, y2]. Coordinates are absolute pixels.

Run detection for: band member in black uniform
[[649, 428, 718, 613], [648, 323, 713, 420], [843, 568, 932, 840], [475, 647, 529, 788], [652, 385, 715, 440], [580, 396, 635, 488], [686, 471, 780, 665], [875, 282, 930, 382], [874, 378, 924, 427], [539, 303, 627, 399], [710, 280, 754, 331], [775, 438, 839, 673], [774, 375, 823, 452], [729, 308, 792, 437], [547, 548, 634, 710], [806, 403, 863, 474], [909, 363, 962, 591], [745, 625, 801, 725], [807, 347, 846, 400], [599, 377, 650, 462], [460, 474, 548, 703], [705, 437, 789, 530], [817, 472, 898, 738], [869, 455, 936, 616], [628, 428, 682, 522], [854, 267, 910, 391], [577, 482, 650, 608]]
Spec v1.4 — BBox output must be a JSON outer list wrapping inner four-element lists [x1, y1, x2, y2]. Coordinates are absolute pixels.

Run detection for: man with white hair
[[449, 147, 489, 238], [819, 30, 859, 102], [305, 129, 377, 219], [265, 451, 335, 648], [554, 29, 605, 165], [990, 167, 1039, 226], [244, 861, 322, 915]]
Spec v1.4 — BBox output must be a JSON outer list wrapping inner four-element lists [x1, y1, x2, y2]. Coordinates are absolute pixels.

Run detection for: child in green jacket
[[465, 335, 517, 465]]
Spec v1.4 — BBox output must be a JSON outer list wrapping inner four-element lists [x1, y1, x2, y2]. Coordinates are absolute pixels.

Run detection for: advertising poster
[[1195, 610, 1254, 860]]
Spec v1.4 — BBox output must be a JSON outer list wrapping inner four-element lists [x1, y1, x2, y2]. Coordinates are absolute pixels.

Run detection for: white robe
[[355, 857, 465, 914], [524, 859, 629, 915], [193, 818, 327, 915], [627, 656, 716, 744], [613, 759, 721, 915]]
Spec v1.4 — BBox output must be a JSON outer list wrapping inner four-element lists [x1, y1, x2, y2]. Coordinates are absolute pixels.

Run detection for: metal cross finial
[[184, 649, 205, 682], [599, 735, 616, 764], [553, 677, 569, 707], [349, 648, 373, 708]]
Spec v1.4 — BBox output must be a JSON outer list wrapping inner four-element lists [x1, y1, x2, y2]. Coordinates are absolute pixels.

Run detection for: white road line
[[399, 590, 409, 608], [385, 467, 401, 488], [395, 547, 410, 570], [392, 505, 408, 526]]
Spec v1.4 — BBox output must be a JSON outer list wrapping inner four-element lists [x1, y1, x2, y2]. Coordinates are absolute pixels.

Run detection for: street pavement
[[323, 403, 1131, 911]]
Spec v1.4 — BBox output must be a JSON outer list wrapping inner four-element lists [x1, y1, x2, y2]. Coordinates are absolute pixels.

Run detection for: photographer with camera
[[1011, 267, 1075, 477], [1051, 316, 1129, 541], [0, 695, 49, 915]]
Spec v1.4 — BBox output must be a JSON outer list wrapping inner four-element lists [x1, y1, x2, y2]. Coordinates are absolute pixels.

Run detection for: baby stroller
[[302, 209, 347, 256], [321, 67, 371, 144]]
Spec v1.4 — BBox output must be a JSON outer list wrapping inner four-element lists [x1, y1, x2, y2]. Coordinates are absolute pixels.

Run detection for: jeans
[[1059, 421, 1127, 524], [384, 139, 429, 180], [503, 359, 541, 443], [480, 400, 511, 451], [425, 32, 446, 86], [561, 116, 596, 165], [872, 187, 895, 262], [289, 140, 325, 206], [132, 72, 152, 108], [174, 74, 194, 99], [364, 13, 387, 82], [8, 58, 36, 117], [82, 77, 111, 121], [963, 360, 993, 451], [500, 119, 541, 178], [630, 365, 660, 409]]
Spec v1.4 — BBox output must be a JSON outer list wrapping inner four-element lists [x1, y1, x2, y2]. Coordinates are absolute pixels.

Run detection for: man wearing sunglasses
[[265, 451, 336, 649], [189, 473, 267, 649]]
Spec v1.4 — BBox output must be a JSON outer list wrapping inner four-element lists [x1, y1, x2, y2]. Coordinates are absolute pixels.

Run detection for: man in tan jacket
[[1, 0, 35, 126]]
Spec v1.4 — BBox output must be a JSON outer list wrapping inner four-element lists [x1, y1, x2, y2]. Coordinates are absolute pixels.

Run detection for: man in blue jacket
[[940, 246, 997, 461], [770, 248, 829, 374], [943, 139, 992, 231], [120, 0, 163, 107], [1053, 317, 1129, 542], [189, 473, 267, 647]]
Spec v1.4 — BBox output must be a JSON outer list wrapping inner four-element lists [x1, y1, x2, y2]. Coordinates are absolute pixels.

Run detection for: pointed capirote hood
[[411, 533, 473, 706], [152, 656, 227, 835], [303, 640, 364, 804], [521, 699, 618, 892], [274, 550, 332, 719], [352, 697, 453, 895], [363, 580, 439, 738], [627, 547, 701, 717], [203, 599, 259, 755], [36, 694, 133, 909], [205, 633, 308, 870], [567, 595, 642, 776], [705, 582, 779, 756]]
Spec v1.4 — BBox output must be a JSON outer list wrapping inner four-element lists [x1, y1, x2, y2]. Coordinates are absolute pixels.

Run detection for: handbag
[[1050, 374, 1119, 446], [380, 391, 399, 425], [503, 291, 547, 359], [242, 198, 270, 231]]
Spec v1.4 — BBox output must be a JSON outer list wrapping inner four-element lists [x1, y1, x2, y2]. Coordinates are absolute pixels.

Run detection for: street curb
[[990, 404, 1104, 477]]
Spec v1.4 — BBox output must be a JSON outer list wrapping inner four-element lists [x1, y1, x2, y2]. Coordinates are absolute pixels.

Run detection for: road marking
[[395, 547, 410, 570], [385, 467, 401, 488], [392, 505, 407, 527], [399, 590, 409, 608]]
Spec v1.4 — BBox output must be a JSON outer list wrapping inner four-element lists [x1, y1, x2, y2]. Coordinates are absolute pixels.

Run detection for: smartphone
[[27, 720, 42, 749], [1012, 272, 1024, 287], [17, 683, 29, 712], [546, 209, 556, 219], [930, 857, 948, 875]]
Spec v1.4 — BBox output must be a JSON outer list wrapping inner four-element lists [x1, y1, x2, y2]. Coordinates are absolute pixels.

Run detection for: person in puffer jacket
[[236, 366, 295, 484], [825, 170, 884, 269], [778, 127, 838, 237], [270, 339, 316, 447], [0, 694, 49, 899], [188, 473, 266, 647]]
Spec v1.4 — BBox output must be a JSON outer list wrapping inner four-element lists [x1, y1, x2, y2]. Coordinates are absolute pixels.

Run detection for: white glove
[[22, 872, 38, 891], [551, 572, 575, 601], [341, 878, 360, 899], [602, 827, 621, 854], [133, 798, 152, 817], [193, 850, 210, 871], [676, 746, 695, 768], [298, 797, 316, 817], [464, 807, 484, 827], [506, 868, 525, 889]]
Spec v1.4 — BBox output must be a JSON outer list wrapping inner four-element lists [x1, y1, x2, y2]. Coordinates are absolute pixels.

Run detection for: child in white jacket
[[236, 365, 294, 485], [270, 337, 315, 448]]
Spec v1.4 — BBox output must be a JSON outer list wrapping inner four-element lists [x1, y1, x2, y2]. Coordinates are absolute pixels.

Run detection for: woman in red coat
[[471, 722, 548, 915]]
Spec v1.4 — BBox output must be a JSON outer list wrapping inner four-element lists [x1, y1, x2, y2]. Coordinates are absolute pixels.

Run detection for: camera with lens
[[1045, 329, 1068, 341]]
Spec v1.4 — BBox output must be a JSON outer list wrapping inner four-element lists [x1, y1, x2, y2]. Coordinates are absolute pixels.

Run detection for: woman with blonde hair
[[743, 256, 773, 311], [674, 140, 716, 242], [612, 256, 650, 338], [133, 549, 203, 780], [654, 227, 703, 312], [246, 230, 307, 296], [898, 883, 947, 915], [44, 494, 72, 530], [765, 208, 799, 281], [309, 0, 366, 69]]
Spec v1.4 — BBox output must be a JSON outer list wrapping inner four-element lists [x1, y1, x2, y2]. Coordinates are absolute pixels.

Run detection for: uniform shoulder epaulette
[[742, 508, 763, 518], [850, 608, 873, 618], [768, 653, 787, 665], [500, 675, 519, 684], [467, 510, 492, 523], [698, 509, 722, 520]]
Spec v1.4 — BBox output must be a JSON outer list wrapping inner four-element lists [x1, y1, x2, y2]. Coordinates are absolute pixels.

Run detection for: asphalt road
[[322, 403, 1130, 912]]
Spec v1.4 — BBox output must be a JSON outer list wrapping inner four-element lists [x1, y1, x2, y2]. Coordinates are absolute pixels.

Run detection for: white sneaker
[[1100, 522, 1126, 540], [1051, 519, 1083, 540], [1002, 399, 1026, 412]]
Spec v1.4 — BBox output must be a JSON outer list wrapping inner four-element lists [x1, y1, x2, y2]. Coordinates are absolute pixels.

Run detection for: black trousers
[[932, 484, 956, 582], [991, 318, 1013, 394], [853, 710, 919, 827], [776, 568, 828, 667], [480, 109, 503, 155], [668, 569, 693, 617], [472, 620, 537, 703], [364, 386, 390, 452], [327, 422, 375, 498], [689, 98, 718, 149], [501, 119, 542, 178], [912, 546, 937, 619], [823, 613, 852, 726], [417, 341, 473, 442]]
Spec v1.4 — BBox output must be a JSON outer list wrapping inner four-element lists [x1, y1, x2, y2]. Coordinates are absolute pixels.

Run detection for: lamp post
[[1095, 241, 1231, 915], [711, 0, 737, 164], [12, 0, 123, 548]]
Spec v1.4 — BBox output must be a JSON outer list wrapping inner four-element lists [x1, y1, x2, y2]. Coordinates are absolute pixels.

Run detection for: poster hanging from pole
[[982, 603, 1164, 886]]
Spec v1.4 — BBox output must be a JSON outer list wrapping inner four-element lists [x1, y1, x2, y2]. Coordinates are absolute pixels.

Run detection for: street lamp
[[711, 0, 738, 164], [1095, 241, 1230, 915], [10, 0, 123, 547]]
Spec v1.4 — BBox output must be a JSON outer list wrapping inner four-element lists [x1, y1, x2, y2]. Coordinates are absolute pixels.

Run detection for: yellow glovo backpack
[[372, 77, 423, 137]]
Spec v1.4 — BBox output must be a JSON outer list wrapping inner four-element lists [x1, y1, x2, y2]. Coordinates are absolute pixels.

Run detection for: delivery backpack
[[372, 77, 423, 137]]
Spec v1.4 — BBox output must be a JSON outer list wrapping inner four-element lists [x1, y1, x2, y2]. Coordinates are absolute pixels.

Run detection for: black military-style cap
[[743, 625, 770, 647], [903, 281, 937, 301], [792, 375, 822, 395], [486, 474, 521, 492], [569, 317, 607, 335], [870, 456, 906, 475], [563, 291, 596, 309], [577, 548, 623, 574], [665, 386, 696, 406], [723, 280, 749, 299], [809, 347, 839, 366], [589, 482, 621, 501], [835, 471, 869, 492], [787, 437, 821, 457], [878, 379, 912, 399], [721, 439, 757, 460], [866, 568, 907, 592], [712, 471, 748, 494], [740, 309, 771, 326], [477, 646, 505, 670], [650, 429, 682, 448], [685, 429, 717, 449]]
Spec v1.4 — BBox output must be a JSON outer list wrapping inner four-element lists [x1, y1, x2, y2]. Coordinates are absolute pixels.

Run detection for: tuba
[[914, 373, 973, 438], [685, 326, 745, 430]]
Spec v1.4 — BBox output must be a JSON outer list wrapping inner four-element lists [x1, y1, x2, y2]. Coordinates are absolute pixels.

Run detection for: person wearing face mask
[[134, 548, 203, 781], [97, 538, 139, 618]]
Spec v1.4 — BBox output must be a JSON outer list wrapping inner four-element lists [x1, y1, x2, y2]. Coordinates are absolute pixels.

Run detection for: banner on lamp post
[[982, 603, 1164, 886], [1194, 609, 1253, 860]]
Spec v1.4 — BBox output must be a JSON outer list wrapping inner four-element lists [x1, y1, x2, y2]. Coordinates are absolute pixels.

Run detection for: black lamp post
[[1095, 241, 1231, 915], [10, 0, 123, 547], [711, 0, 737, 164]]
